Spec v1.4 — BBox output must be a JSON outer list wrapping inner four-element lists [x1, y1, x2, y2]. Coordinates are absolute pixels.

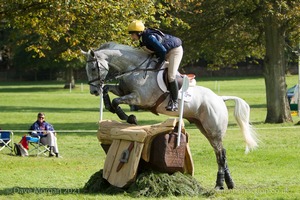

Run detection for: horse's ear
[[80, 49, 88, 56], [90, 50, 95, 57]]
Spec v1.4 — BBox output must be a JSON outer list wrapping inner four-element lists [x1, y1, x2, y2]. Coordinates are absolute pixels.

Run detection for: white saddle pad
[[157, 69, 193, 102]]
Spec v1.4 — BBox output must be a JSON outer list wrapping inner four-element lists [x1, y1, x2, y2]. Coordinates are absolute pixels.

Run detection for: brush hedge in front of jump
[[83, 169, 213, 198]]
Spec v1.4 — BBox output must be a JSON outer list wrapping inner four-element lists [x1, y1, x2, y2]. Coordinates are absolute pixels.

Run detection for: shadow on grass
[[225, 104, 266, 109], [0, 106, 98, 113], [1, 119, 164, 133], [195, 76, 264, 82], [0, 122, 99, 133], [249, 104, 266, 109], [0, 87, 64, 93], [0, 187, 83, 195]]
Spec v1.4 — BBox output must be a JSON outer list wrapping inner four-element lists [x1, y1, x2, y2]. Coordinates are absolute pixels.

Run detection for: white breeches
[[40, 131, 59, 153], [166, 46, 183, 82]]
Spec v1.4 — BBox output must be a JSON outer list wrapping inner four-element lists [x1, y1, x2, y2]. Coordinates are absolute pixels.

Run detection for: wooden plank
[[98, 120, 136, 143], [103, 139, 121, 180], [97, 132, 113, 144], [159, 118, 179, 127], [103, 140, 144, 188], [110, 128, 147, 142], [184, 142, 194, 176], [97, 118, 181, 144]]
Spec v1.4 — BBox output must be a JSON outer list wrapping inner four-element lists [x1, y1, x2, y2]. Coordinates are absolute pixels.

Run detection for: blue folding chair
[[0, 131, 14, 154], [26, 136, 50, 156]]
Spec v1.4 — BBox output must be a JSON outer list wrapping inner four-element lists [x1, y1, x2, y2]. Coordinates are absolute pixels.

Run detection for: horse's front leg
[[111, 92, 139, 125], [102, 85, 116, 113], [103, 85, 139, 124]]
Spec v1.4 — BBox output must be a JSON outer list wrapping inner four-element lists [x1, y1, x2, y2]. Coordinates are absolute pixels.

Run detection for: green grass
[[0, 76, 300, 199]]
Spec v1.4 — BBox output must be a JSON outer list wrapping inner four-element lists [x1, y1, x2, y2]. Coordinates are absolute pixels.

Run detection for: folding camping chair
[[0, 130, 14, 154], [26, 136, 50, 156]]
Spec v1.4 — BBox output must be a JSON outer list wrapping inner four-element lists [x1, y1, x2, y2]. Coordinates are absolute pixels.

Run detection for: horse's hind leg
[[214, 144, 225, 190], [194, 121, 234, 189], [223, 149, 234, 189], [194, 121, 233, 189], [214, 146, 235, 190]]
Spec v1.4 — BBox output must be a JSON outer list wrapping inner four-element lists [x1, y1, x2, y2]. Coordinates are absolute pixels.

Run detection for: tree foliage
[[1, 0, 167, 62], [164, 0, 300, 123], [166, 0, 299, 65]]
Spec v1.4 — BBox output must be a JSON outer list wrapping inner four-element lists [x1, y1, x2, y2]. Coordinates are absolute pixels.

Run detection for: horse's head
[[82, 49, 109, 96]]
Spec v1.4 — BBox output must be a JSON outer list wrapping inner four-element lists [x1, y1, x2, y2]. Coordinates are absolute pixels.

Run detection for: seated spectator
[[29, 112, 61, 158]]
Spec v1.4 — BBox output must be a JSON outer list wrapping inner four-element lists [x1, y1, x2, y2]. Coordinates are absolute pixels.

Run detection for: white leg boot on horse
[[166, 80, 178, 111]]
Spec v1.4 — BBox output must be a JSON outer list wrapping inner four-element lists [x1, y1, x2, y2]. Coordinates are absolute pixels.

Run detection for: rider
[[128, 20, 183, 112]]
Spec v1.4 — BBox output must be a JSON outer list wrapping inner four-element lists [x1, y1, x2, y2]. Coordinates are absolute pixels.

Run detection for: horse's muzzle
[[89, 85, 102, 96], [91, 90, 100, 96]]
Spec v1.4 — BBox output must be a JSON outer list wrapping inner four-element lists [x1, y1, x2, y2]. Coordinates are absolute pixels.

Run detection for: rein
[[87, 53, 161, 86], [114, 56, 160, 80]]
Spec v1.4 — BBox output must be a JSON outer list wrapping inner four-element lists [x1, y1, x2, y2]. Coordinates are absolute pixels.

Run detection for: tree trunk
[[263, 15, 292, 123], [64, 67, 75, 89]]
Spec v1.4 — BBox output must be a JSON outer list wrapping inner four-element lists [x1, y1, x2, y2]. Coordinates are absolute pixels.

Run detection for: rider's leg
[[165, 46, 183, 111], [166, 80, 179, 111]]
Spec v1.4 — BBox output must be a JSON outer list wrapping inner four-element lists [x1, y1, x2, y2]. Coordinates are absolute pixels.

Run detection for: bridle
[[86, 52, 160, 88], [86, 58, 108, 88]]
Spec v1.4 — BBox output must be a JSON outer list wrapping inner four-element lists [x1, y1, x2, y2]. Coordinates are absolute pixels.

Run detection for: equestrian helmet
[[128, 20, 145, 33]]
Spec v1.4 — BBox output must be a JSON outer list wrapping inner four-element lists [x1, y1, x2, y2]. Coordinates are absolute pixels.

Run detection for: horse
[[82, 42, 258, 190]]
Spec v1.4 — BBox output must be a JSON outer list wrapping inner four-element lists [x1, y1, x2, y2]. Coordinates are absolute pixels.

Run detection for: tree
[[166, 0, 300, 123], [0, 0, 164, 85]]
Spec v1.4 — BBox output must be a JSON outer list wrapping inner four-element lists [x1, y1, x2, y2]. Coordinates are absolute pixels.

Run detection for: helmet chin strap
[[138, 31, 143, 37]]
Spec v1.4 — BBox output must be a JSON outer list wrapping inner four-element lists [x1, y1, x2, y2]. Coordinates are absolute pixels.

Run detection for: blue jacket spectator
[[28, 112, 61, 158], [29, 120, 54, 138]]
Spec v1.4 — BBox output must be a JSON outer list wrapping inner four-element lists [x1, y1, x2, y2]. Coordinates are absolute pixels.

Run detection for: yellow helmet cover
[[128, 20, 145, 32]]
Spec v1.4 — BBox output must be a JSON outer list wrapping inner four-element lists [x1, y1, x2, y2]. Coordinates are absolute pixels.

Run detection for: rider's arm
[[145, 35, 167, 63]]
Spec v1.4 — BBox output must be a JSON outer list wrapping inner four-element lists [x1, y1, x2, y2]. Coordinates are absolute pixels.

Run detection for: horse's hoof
[[225, 169, 235, 189], [214, 185, 224, 190], [227, 183, 234, 189], [225, 178, 235, 189], [127, 115, 137, 125]]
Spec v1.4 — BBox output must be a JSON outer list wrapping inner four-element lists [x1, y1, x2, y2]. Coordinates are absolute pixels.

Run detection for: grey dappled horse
[[83, 42, 258, 190]]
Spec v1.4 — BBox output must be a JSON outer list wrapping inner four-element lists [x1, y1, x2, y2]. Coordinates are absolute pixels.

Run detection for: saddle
[[143, 68, 195, 115], [162, 68, 195, 91]]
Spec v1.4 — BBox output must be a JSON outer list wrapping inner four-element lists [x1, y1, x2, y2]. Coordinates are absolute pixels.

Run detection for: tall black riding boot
[[165, 80, 178, 111]]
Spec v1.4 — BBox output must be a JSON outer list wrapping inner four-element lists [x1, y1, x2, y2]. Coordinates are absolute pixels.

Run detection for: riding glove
[[154, 60, 165, 70]]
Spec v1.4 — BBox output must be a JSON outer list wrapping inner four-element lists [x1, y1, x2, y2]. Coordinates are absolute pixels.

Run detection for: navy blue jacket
[[140, 28, 182, 63], [29, 121, 55, 137]]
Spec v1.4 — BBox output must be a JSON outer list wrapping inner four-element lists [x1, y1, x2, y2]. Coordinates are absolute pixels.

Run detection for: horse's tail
[[222, 96, 259, 153]]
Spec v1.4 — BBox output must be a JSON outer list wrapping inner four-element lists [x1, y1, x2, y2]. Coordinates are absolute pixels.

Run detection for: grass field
[[0, 75, 300, 199]]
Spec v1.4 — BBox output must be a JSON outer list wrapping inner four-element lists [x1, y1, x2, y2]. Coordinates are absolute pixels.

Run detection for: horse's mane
[[97, 42, 150, 58]]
